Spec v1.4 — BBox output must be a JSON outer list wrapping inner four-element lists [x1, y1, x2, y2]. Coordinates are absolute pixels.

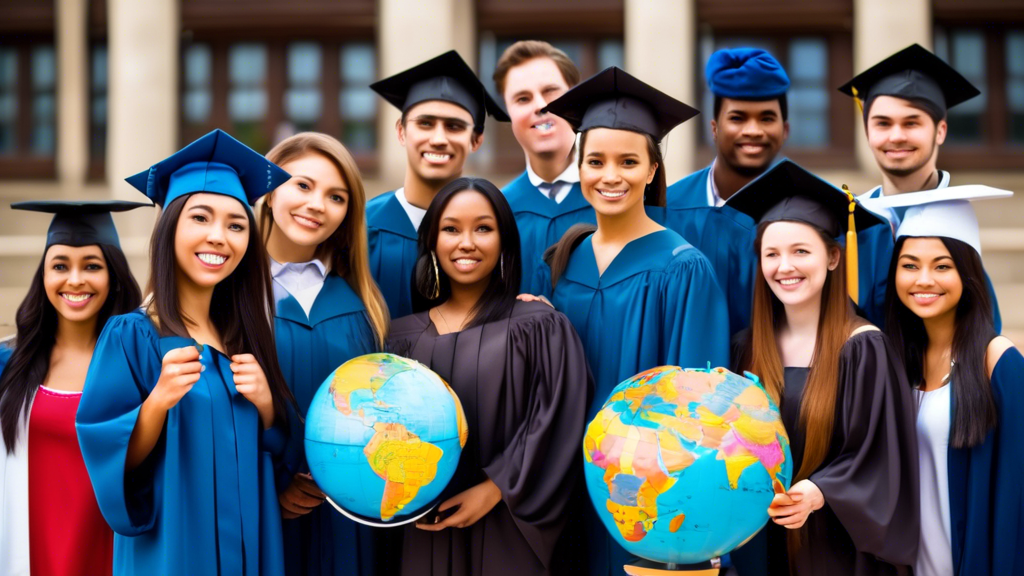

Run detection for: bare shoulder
[[986, 336, 1016, 378]]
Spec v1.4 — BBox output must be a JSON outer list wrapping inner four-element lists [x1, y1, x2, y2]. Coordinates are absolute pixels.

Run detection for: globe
[[305, 353, 469, 525], [583, 366, 792, 565]]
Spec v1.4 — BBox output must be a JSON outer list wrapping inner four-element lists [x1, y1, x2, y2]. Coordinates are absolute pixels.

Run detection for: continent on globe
[[582, 366, 792, 565], [364, 422, 443, 521]]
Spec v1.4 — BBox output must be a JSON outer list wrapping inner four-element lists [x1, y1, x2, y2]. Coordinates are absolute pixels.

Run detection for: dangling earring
[[430, 250, 441, 299], [500, 255, 505, 280]]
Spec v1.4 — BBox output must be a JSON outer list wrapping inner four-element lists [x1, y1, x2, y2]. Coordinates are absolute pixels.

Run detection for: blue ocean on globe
[[583, 366, 792, 564], [305, 353, 469, 524]]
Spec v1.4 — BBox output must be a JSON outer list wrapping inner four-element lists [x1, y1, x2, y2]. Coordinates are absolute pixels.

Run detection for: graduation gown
[[732, 329, 919, 576], [367, 190, 420, 319], [663, 166, 758, 335], [859, 173, 1002, 331], [0, 343, 31, 576], [386, 301, 592, 576], [947, 347, 1024, 575], [534, 229, 730, 576], [272, 274, 383, 576], [503, 172, 596, 293], [76, 310, 287, 575]]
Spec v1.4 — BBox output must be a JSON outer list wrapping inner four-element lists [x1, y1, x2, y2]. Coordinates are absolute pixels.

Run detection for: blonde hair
[[261, 132, 389, 346]]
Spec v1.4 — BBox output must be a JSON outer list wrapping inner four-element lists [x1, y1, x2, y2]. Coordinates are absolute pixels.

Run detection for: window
[[696, 33, 855, 168], [933, 24, 1024, 168], [0, 40, 57, 178], [179, 39, 378, 171], [88, 42, 107, 180], [475, 34, 625, 174]]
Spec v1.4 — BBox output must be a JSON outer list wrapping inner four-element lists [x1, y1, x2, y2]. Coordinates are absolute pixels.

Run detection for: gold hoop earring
[[430, 250, 441, 299]]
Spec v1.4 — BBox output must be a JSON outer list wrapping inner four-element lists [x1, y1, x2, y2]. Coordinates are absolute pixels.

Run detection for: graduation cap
[[542, 66, 699, 142], [11, 200, 153, 249], [726, 159, 886, 303], [125, 129, 291, 209], [370, 50, 509, 134], [859, 185, 1013, 255], [706, 48, 790, 100], [838, 44, 981, 120]]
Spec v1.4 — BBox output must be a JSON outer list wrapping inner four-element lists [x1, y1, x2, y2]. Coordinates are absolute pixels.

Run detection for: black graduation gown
[[386, 301, 593, 576], [732, 329, 919, 576]]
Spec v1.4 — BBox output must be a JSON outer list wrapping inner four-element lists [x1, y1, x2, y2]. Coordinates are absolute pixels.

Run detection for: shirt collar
[[270, 257, 328, 279], [525, 152, 580, 188], [395, 187, 428, 230], [706, 158, 725, 208]]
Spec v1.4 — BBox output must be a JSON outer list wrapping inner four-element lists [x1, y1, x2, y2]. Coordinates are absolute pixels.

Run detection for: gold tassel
[[843, 184, 859, 304], [851, 86, 864, 115]]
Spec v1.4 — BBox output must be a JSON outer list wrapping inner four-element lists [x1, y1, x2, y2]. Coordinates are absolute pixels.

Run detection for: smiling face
[[398, 100, 482, 185], [711, 98, 788, 175], [895, 237, 962, 322], [267, 152, 349, 249], [43, 244, 110, 323], [579, 128, 657, 218], [174, 193, 250, 290], [867, 96, 947, 178], [759, 221, 839, 308], [502, 57, 576, 160], [435, 190, 500, 291]]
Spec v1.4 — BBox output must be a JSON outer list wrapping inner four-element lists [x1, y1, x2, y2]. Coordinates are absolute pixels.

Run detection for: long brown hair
[[744, 220, 851, 481], [146, 195, 294, 426], [260, 132, 389, 347]]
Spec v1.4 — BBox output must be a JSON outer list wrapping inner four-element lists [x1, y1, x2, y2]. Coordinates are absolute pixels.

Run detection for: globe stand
[[325, 495, 438, 528], [624, 557, 721, 576]]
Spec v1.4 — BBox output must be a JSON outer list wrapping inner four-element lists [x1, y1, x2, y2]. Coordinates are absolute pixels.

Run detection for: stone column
[[106, 0, 178, 203], [376, 0, 476, 189], [55, 0, 89, 191], [852, 0, 932, 171], [625, 0, 697, 182]]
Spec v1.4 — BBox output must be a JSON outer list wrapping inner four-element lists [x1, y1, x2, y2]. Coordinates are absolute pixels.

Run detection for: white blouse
[[914, 384, 953, 576]]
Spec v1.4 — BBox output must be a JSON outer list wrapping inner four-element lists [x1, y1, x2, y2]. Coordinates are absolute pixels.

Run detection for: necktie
[[538, 181, 565, 201]]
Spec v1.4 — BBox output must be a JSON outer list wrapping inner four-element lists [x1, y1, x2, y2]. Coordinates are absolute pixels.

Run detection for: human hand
[[231, 353, 274, 429], [279, 473, 326, 519], [767, 479, 824, 529], [415, 479, 502, 531], [516, 293, 553, 308], [150, 345, 202, 411]]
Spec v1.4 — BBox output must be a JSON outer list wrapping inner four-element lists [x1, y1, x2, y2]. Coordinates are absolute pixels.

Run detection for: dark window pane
[[228, 43, 268, 152], [31, 45, 56, 155], [598, 40, 624, 70], [935, 29, 986, 144], [786, 38, 829, 147], [285, 42, 322, 131], [1007, 31, 1024, 145], [340, 43, 376, 152], [91, 44, 108, 159], [183, 44, 212, 125], [0, 48, 17, 154]]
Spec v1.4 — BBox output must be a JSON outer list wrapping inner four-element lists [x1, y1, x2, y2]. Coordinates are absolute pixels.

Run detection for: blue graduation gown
[[503, 172, 596, 293], [76, 310, 286, 575], [272, 274, 383, 576], [366, 191, 419, 319], [860, 179, 1002, 331], [536, 229, 731, 576], [663, 166, 757, 335], [947, 347, 1024, 575]]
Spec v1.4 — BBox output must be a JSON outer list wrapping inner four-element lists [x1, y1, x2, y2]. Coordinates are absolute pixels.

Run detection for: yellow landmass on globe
[[363, 422, 443, 520]]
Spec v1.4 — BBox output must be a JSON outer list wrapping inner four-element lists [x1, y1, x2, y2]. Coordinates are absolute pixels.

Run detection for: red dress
[[28, 386, 113, 576]]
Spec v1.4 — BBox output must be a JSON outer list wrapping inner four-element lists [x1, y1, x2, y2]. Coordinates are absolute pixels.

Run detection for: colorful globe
[[583, 366, 792, 565], [305, 353, 469, 525]]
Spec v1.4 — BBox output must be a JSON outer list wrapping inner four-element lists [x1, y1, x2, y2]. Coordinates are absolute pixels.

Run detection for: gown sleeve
[[76, 313, 163, 536], [528, 260, 554, 300], [481, 309, 593, 568], [661, 251, 730, 370], [809, 330, 919, 568], [985, 347, 1024, 573]]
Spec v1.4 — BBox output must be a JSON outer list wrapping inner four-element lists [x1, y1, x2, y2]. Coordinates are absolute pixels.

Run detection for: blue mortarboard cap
[[11, 200, 153, 249], [125, 129, 291, 209], [706, 48, 790, 100]]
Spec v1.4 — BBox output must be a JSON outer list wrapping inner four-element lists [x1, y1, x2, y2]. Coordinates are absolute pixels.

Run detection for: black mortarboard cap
[[370, 50, 509, 134], [542, 66, 699, 142], [838, 44, 980, 119], [11, 200, 153, 249], [727, 160, 886, 303]]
